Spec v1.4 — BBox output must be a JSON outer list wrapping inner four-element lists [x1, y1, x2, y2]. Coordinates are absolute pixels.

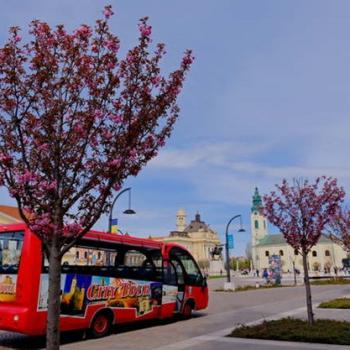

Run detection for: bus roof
[[0, 223, 164, 249]]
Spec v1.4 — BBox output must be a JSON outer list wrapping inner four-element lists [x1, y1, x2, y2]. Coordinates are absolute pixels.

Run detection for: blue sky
[[1, 1, 350, 256]]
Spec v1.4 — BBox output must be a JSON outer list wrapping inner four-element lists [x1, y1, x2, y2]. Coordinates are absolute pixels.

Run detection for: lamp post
[[108, 187, 136, 233], [225, 214, 245, 285]]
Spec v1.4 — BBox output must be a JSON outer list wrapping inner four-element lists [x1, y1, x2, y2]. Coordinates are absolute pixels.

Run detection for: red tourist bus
[[0, 223, 208, 337]]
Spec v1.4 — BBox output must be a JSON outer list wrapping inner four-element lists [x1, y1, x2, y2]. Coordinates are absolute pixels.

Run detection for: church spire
[[251, 187, 263, 212]]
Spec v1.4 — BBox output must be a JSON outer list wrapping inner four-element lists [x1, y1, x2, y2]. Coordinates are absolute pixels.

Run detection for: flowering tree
[[0, 6, 193, 349], [327, 208, 350, 251], [263, 177, 344, 325]]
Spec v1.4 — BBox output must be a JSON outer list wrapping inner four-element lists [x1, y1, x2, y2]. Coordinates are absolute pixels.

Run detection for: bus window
[[0, 231, 24, 273], [171, 259, 185, 285], [163, 261, 177, 286], [42, 245, 118, 273], [124, 249, 147, 267]]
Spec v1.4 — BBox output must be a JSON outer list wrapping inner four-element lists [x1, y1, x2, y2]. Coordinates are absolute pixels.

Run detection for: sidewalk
[[155, 304, 350, 350], [155, 299, 350, 350]]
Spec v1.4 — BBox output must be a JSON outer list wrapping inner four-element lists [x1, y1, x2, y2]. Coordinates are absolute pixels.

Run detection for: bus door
[[160, 259, 182, 317], [170, 259, 185, 311], [169, 247, 209, 312]]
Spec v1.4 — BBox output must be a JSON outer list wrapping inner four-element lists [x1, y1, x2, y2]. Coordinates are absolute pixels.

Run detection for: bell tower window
[[255, 220, 259, 229]]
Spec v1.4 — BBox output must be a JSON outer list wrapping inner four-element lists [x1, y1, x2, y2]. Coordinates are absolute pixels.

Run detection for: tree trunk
[[46, 241, 62, 350], [302, 252, 314, 325]]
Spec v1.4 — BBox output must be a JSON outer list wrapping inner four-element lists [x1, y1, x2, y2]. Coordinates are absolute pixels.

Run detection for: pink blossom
[[73, 25, 92, 38], [102, 129, 113, 140], [110, 114, 123, 123], [93, 109, 104, 119], [0, 153, 12, 165], [103, 5, 114, 19], [41, 180, 57, 191], [127, 53, 135, 63], [108, 159, 121, 168], [63, 222, 82, 236], [38, 143, 49, 152], [151, 76, 161, 85], [112, 183, 121, 191], [16, 170, 38, 184], [138, 24, 152, 37], [14, 35, 22, 43], [105, 39, 119, 53]]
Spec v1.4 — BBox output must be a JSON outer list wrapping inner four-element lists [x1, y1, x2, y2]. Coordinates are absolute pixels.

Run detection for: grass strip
[[319, 298, 350, 309], [229, 318, 350, 345], [311, 278, 350, 286], [215, 284, 284, 292]]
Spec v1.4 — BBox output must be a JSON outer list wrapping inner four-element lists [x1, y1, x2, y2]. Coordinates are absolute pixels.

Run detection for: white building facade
[[251, 188, 348, 273]]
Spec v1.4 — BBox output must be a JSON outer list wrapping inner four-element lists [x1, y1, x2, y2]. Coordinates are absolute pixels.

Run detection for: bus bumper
[[0, 306, 30, 334]]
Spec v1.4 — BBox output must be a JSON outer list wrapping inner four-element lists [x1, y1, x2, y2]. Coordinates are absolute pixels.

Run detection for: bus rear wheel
[[181, 301, 193, 319], [90, 312, 112, 338]]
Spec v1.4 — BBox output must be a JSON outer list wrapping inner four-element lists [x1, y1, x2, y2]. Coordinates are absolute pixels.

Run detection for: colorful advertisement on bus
[[38, 274, 164, 317], [0, 274, 17, 302]]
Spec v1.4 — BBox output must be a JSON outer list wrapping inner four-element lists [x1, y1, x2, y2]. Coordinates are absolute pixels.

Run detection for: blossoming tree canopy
[[263, 177, 344, 325], [263, 177, 345, 253], [0, 5, 193, 253]]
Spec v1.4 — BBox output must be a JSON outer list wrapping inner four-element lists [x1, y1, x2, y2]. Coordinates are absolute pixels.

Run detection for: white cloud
[[146, 140, 350, 207]]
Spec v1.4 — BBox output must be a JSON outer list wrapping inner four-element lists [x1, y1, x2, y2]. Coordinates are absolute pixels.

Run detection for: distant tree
[[0, 6, 192, 349], [230, 256, 250, 271], [198, 259, 210, 270], [245, 241, 252, 261], [264, 177, 344, 325]]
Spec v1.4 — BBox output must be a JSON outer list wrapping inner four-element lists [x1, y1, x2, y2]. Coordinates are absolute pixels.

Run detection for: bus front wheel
[[90, 312, 113, 338]]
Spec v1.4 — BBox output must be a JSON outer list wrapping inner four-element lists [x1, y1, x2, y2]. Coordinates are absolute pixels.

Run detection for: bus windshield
[[0, 231, 24, 274]]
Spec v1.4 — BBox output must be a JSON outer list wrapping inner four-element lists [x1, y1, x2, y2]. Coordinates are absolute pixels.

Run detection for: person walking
[[262, 268, 269, 283]]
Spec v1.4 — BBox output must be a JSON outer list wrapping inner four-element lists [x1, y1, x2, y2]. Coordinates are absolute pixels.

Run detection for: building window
[[264, 221, 266, 229], [279, 250, 284, 256], [294, 249, 299, 256], [255, 220, 259, 229], [84, 251, 88, 259], [76, 251, 79, 259], [265, 251, 269, 257], [325, 250, 330, 257], [312, 250, 317, 257]]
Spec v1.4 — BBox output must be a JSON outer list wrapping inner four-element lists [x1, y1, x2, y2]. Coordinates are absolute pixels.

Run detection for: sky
[[1, 0, 350, 256]]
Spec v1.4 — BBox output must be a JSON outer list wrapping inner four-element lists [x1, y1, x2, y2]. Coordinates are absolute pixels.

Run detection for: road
[[0, 278, 349, 349]]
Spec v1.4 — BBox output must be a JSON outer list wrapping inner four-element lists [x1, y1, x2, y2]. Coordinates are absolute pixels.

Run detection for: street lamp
[[225, 214, 245, 287], [108, 187, 136, 233]]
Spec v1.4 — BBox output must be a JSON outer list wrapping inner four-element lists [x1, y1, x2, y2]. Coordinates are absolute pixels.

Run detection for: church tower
[[176, 209, 186, 232], [251, 187, 268, 269]]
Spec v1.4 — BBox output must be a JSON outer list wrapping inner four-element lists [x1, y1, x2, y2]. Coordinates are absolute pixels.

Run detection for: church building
[[251, 188, 348, 273], [151, 210, 225, 275]]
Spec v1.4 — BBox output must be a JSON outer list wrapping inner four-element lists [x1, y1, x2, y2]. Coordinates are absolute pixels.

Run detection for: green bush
[[230, 318, 350, 345]]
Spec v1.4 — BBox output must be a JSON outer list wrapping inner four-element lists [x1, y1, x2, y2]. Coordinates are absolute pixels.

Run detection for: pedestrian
[[256, 269, 260, 277], [220, 269, 223, 276], [262, 268, 269, 283]]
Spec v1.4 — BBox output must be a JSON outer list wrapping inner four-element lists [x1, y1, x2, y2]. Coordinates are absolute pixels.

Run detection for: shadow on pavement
[[0, 313, 207, 349]]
